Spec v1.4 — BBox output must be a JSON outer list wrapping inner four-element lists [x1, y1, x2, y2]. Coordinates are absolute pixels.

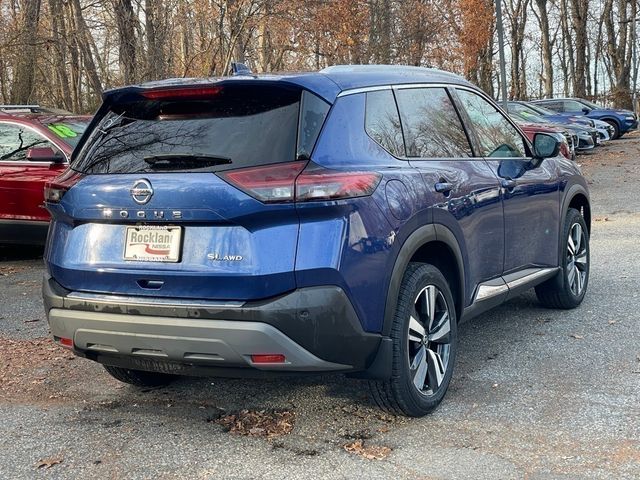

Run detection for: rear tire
[[369, 262, 457, 417], [103, 365, 176, 387], [535, 208, 589, 309]]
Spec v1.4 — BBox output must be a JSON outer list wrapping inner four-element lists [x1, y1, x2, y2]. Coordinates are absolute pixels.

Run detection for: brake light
[[141, 86, 222, 100], [296, 169, 381, 201], [58, 337, 74, 349], [44, 169, 84, 203], [218, 161, 381, 203], [218, 161, 307, 203]]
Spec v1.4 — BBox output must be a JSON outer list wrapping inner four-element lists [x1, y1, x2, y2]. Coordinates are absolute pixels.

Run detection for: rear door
[[453, 88, 561, 273], [393, 85, 505, 305], [46, 84, 329, 302]]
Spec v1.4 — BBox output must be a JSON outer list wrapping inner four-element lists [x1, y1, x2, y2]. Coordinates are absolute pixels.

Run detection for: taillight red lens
[[251, 354, 286, 364], [44, 169, 84, 203], [218, 161, 381, 204], [296, 170, 381, 201], [218, 161, 307, 203], [141, 86, 222, 100]]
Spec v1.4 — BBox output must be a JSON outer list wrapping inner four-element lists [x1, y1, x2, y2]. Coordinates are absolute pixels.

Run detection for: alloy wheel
[[567, 222, 588, 296], [407, 285, 452, 396]]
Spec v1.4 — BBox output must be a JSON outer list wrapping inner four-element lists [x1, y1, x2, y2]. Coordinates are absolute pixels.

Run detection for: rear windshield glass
[[73, 85, 328, 174]]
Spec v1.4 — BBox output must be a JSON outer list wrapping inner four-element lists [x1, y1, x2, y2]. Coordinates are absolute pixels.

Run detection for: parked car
[[507, 105, 596, 153], [509, 100, 594, 128], [0, 105, 91, 244], [511, 115, 574, 160], [531, 97, 637, 139], [521, 100, 613, 142], [43, 65, 591, 417]]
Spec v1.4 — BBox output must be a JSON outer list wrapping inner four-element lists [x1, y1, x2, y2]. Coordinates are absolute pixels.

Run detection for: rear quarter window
[[364, 89, 405, 157]]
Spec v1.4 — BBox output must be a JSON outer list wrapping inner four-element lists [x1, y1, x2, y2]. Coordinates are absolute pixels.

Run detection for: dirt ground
[[0, 134, 638, 479]]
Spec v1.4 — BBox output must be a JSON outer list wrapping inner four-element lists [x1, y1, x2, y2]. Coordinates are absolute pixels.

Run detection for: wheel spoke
[[572, 224, 582, 253], [575, 266, 583, 294], [428, 311, 450, 344], [567, 235, 576, 255], [567, 264, 576, 287], [408, 314, 425, 343], [411, 346, 428, 390], [575, 251, 588, 268], [426, 348, 445, 389], [424, 285, 436, 330]]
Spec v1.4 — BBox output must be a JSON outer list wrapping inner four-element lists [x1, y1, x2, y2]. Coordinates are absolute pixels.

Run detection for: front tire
[[369, 263, 457, 417], [103, 365, 176, 387], [603, 119, 620, 140], [535, 208, 590, 309]]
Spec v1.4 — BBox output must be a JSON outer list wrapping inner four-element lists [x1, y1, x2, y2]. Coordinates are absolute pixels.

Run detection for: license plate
[[124, 226, 182, 262]]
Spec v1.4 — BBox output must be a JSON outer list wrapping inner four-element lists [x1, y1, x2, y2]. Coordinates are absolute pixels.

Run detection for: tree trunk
[[570, 0, 589, 98], [534, 0, 553, 97], [10, 0, 42, 103], [113, 0, 137, 85]]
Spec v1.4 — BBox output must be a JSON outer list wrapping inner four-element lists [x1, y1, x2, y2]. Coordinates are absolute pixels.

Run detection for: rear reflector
[[141, 86, 222, 100], [44, 169, 84, 203], [58, 337, 74, 349], [218, 161, 381, 203], [250, 354, 286, 364]]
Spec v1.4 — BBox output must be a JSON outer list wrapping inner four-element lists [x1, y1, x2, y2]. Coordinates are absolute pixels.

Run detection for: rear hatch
[[45, 82, 330, 301]]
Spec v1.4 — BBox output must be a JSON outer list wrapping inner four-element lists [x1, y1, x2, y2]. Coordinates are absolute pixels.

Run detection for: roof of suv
[[104, 65, 474, 104]]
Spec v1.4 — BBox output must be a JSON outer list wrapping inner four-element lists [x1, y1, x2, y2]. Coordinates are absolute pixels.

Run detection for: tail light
[[217, 161, 381, 203], [44, 169, 84, 203]]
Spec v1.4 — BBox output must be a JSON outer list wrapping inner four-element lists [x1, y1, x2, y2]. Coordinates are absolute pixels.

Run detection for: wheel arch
[[563, 185, 591, 233], [382, 224, 465, 337]]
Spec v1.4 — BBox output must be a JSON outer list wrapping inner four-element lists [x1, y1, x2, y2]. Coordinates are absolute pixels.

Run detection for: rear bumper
[[43, 276, 386, 376]]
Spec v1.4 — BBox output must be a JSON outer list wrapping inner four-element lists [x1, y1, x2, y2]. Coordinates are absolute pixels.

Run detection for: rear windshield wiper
[[143, 154, 232, 170]]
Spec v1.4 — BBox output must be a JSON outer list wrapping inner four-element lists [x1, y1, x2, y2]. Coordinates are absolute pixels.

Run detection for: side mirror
[[582, 107, 591, 114], [533, 132, 560, 159], [26, 146, 65, 163]]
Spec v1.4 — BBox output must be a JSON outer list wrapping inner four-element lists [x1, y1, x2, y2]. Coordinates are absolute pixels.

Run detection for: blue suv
[[532, 97, 637, 139], [43, 66, 591, 416]]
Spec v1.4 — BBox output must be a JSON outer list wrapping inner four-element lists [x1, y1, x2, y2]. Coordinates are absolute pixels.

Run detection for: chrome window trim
[[337, 85, 392, 97]]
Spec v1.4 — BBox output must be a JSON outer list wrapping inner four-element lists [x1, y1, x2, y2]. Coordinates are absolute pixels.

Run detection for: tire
[[535, 208, 590, 309], [603, 119, 620, 140], [369, 263, 457, 417], [103, 365, 176, 387]]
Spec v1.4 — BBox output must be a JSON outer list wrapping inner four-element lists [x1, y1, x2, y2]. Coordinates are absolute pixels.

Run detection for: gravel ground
[[0, 135, 639, 479]]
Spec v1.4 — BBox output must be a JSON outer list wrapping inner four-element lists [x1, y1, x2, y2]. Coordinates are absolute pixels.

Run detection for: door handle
[[435, 182, 453, 194], [501, 178, 517, 190]]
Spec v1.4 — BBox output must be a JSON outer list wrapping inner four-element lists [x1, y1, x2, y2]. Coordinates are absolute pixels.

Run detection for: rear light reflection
[[217, 161, 381, 203], [251, 354, 286, 364]]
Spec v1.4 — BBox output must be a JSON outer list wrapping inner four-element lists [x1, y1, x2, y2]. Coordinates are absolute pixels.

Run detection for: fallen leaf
[[36, 457, 63, 469], [24, 319, 40, 323], [216, 410, 294, 438], [570, 334, 584, 339], [344, 439, 392, 460], [608, 320, 617, 325]]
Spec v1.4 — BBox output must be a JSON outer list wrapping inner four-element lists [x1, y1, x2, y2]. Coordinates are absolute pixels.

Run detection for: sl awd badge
[[207, 253, 243, 262]]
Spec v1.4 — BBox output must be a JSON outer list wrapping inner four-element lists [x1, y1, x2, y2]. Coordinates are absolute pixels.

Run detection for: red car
[[0, 106, 91, 244]]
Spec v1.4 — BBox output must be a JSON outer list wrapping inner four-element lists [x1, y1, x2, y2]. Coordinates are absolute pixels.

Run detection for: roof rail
[[0, 104, 40, 108]]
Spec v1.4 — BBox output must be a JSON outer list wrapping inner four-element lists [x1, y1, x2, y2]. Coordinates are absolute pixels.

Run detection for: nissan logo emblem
[[130, 179, 153, 205]]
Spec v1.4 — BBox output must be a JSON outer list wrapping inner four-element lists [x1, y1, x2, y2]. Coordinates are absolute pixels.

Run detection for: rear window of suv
[[72, 84, 329, 174]]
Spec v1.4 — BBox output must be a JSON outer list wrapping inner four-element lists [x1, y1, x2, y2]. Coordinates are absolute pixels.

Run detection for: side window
[[394, 87, 472, 158], [365, 89, 404, 157], [563, 100, 584, 113], [456, 90, 527, 158], [0, 123, 57, 161]]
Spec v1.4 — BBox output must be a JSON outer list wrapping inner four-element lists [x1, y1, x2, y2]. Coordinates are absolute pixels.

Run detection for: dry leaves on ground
[[343, 439, 392, 460], [216, 410, 295, 438], [35, 456, 63, 469]]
